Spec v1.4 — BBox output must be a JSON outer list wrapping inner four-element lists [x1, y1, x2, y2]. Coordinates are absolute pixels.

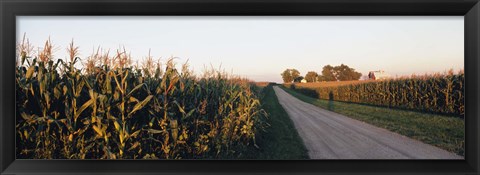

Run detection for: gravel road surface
[[273, 86, 463, 159]]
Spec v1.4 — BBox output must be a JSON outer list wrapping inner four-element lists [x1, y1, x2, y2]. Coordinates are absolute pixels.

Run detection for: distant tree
[[294, 76, 304, 83], [281, 69, 301, 83], [305, 71, 319, 82], [321, 65, 337, 81], [320, 64, 362, 81], [317, 75, 326, 82], [291, 69, 300, 80], [333, 64, 362, 81], [281, 69, 293, 83]]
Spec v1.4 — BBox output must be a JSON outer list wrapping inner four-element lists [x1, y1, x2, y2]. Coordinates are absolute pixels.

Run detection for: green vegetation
[[16, 40, 267, 159], [280, 69, 301, 83], [250, 84, 309, 159], [304, 71, 319, 83], [280, 86, 465, 156], [281, 64, 362, 83], [320, 64, 362, 81], [284, 72, 465, 117]]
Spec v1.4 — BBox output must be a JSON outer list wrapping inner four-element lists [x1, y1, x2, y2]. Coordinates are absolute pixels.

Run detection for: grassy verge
[[280, 86, 465, 156], [249, 84, 309, 159]]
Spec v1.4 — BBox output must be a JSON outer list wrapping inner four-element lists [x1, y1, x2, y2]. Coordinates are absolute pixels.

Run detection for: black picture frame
[[1, 0, 479, 174]]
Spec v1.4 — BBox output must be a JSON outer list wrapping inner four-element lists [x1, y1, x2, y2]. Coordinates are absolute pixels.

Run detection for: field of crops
[[289, 80, 374, 88], [15, 41, 267, 159], [285, 73, 464, 117]]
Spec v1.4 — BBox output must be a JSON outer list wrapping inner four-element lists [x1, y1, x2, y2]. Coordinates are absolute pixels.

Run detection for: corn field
[[285, 73, 465, 117], [15, 39, 267, 159]]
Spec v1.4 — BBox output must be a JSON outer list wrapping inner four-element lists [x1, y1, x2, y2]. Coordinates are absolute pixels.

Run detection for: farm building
[[368, 70, 390, 80]]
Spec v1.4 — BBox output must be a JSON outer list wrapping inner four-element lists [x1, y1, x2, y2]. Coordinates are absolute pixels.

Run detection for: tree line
[[281, 64, 362, 83]]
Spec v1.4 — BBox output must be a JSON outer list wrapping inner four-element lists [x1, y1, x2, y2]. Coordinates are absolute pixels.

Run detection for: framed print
[[1, 0, 479, 174]]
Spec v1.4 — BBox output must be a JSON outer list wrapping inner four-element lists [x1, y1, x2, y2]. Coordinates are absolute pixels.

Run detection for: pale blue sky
[[17, 16, 464, 83]]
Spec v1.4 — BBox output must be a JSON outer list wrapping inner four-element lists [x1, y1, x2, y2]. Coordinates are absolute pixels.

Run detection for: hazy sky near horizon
[[17, 16, 464, 83]]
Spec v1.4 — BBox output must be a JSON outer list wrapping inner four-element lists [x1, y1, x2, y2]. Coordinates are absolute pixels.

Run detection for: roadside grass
[[279, 86, 465, 156], [249, 84, 309, 159]]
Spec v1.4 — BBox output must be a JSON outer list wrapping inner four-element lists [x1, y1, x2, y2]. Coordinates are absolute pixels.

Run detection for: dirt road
[[273, 86, 463, 159]]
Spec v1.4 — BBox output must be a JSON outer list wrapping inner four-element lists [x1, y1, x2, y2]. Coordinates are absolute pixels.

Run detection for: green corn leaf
[[173, 100, 185, 114], [112, 72, 124, 94], [63, 85, 68, 95], [26, 66, 35, 79], [127, 83, 145, 97], [127, 142, 140, 151], [105, 73, 112, 94], [54, 87, 61, 99], [122, 70, 129, 88], [129, 96, 139, 103], [20, 112, 32, 120], [113, 120, 121, 131], [128, 95, 153, 117], [92, 125, 103, 137], [147, 129, 165, 134], [74, 99, 94, 121], [129, 130, 141, 138]]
